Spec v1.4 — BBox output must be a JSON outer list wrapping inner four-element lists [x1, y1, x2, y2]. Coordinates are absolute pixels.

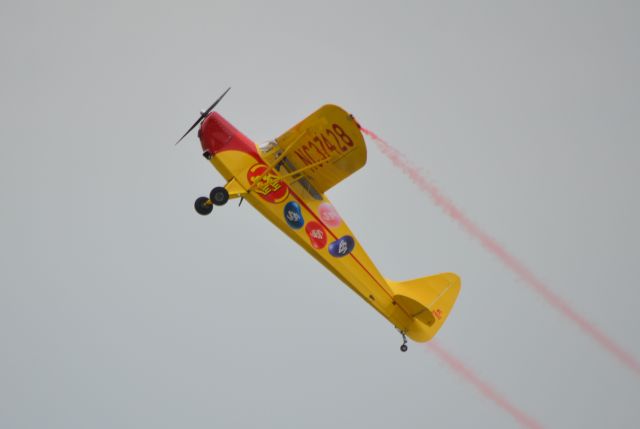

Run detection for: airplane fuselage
[[198, 112, 416, 334]]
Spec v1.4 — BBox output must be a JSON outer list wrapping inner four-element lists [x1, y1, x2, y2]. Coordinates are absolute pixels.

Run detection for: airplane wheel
[[210, 187, 229, 206], [194, 196, 213, 215], [400, 344, 408, 352]]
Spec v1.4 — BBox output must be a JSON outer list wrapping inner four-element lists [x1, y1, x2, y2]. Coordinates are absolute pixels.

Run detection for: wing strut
[[245, 130, 312, 190], [246, 157, 325, 193]]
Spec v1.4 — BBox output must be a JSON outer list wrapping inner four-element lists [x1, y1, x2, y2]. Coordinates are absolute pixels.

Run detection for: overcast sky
[[1, 1, 639, 428]]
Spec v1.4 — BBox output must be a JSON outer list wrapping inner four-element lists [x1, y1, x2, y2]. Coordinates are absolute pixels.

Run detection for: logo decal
[[247, 163, 289, 204], [305, 221, 327, 249], [284, 201, 304, 229], [328, 235, 355, 258], [319, 203, 341, 227]]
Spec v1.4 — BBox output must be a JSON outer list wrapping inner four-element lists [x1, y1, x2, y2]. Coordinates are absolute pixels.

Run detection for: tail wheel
[[194, 196, 213, 215], [210, 187, 229, 206]]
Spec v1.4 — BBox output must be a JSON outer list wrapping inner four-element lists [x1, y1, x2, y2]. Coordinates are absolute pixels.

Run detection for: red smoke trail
[[361, 126, 640, 376], [428, 341, 545, 429]]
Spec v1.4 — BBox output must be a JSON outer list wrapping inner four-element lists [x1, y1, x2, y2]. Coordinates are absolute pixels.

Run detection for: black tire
[[400, 344, 408, 352], [194, 196, 213, 215], [210, 187, 229, 206]]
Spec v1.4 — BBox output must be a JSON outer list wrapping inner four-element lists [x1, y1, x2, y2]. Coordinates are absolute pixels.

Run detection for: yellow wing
[[261, 104, 367, 194]]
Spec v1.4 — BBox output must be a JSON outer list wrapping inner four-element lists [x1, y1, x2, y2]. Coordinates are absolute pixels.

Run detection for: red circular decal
[[246, 164, 289, 204], [305, 221, 327, 249]]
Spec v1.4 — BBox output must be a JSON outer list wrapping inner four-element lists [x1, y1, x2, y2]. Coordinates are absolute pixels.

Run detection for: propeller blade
[[176, 116, 205, 145], [175, 87, 231, 145]]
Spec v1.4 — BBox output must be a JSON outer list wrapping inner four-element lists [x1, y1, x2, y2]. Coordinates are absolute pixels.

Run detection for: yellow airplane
[[177, 89, 461, 351]]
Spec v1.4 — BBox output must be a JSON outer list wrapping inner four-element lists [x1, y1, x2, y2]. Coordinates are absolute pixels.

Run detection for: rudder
[[386, 273, 461, 342]]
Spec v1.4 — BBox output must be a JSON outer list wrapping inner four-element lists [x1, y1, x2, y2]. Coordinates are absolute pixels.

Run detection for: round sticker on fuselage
[[246, 163, 289, 204], [284, 201, 304, 229], [319, 203, 342, 227], [305, 221, 327, 249], [328, 235, 355, 257]]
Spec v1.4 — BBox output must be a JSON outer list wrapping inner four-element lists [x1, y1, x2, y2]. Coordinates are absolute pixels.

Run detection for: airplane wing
[[261, 104, 367, 194]]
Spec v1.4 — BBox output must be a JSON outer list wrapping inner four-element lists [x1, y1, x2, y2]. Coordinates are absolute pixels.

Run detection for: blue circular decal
[[284, 201, 304, 229], [328, 235, 355, 258]]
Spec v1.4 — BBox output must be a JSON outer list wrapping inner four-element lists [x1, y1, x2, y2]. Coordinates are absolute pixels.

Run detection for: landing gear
[[400, 331, 408, 352], [193, 181, 245, 215], [209, 186, 229, 206], [194, 196, 213, 215]]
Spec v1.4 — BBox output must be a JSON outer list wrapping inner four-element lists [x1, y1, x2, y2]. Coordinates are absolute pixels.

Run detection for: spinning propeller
[[175, 87, 231, 145]]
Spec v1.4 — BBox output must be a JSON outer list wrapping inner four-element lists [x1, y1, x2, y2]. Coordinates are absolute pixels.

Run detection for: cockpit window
[[260, 140, 279, 154]]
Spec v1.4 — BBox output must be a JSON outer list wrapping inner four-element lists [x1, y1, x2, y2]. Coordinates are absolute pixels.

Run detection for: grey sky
[[1, 1, 639, 428]]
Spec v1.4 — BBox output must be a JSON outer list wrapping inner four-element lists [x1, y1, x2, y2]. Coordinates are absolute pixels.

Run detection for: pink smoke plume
[[428, 341, 545, 429], [361, 126, 640, 376]]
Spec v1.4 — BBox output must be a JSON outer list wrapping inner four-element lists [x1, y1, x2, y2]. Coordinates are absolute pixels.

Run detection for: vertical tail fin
[[386, 273, 461, 342]]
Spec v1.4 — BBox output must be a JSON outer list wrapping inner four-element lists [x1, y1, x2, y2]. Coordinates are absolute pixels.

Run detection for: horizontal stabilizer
[[386, 273, 461, 342]]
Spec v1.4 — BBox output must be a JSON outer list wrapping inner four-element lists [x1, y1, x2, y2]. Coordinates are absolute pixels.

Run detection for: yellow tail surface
[[386, 273, 461, 342]]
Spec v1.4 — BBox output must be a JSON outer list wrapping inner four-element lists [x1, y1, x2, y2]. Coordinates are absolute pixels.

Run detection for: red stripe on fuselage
[[284, 187, 410, 319]]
